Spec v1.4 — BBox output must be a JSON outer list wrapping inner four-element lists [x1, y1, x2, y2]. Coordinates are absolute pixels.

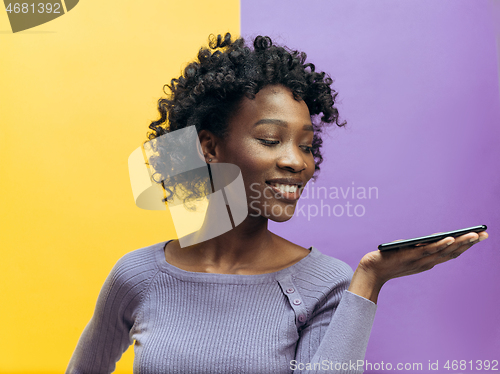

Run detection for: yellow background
[[0, 1, 239, 372]]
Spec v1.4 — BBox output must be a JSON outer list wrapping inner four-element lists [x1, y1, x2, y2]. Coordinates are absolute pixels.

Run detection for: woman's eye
[[301, 145, 313, 153], [258, 139, 280, 146]]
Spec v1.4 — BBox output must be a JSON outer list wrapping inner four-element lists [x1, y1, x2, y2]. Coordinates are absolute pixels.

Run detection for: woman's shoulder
[[273, 234, 354, 282], [289, 246, 354, 292], [285, 247, 354, 314], [105, 241, 165, 289], [309, 247, 354, 276], [116, 241, 162, 265]]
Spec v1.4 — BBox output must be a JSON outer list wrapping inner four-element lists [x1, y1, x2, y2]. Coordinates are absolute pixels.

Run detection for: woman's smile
[[265, 178, 304, 202]]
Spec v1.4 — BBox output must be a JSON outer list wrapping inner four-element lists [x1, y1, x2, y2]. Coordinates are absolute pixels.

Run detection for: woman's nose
[[276, 145, 306, 172]]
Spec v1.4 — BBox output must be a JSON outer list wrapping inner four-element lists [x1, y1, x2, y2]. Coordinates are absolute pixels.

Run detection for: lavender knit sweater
[[66, 241, 377, 374]]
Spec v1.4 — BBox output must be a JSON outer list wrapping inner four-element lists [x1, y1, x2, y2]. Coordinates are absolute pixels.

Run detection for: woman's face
[[217, 84, 316, 222]]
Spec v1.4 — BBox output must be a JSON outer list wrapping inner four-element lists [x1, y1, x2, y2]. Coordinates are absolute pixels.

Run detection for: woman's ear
[[198, 129, 220, 163]]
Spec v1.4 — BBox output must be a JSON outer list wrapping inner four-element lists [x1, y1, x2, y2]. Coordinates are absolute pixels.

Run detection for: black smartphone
[[378, 225, 487, 251]]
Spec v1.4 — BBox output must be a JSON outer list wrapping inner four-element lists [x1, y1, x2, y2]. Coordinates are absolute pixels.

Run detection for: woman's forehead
[[231, 85, 312, 128]]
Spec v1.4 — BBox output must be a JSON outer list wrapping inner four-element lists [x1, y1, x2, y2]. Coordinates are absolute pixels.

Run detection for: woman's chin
[[246, 201, 297, 222], [269, 215, 294, 223], [266, 209, 296, 223]]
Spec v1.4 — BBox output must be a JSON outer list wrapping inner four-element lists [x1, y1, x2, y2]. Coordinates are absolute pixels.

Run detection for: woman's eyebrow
[[253, 118, 314, 131]]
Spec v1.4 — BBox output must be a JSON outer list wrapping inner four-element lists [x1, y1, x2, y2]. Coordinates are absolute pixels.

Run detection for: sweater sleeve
[[66, 249, 157, 374], [291, 258, 377, 374]]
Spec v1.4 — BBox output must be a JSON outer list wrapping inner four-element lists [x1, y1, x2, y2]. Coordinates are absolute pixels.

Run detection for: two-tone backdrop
[[1, 0, 498, 373]]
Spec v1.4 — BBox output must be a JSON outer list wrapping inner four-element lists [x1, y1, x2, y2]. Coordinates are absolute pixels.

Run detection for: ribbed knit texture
[[66, 241, 377, 374]]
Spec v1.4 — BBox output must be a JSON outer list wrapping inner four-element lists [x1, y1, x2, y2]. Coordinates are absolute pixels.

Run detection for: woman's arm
[[293, 290, 377, 374], [291, 231, 488, 374], [66, 249, 157, 374], [290, 257, 377, 374]]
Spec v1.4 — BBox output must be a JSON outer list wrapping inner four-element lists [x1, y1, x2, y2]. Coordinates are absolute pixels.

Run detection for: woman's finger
[[434, 233, 480, 260], [478, 231, 489, 241], [413, 237, 455, 256]]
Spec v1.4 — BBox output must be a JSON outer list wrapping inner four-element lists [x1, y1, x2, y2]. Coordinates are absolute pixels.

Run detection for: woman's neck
[[166, 189, 309, 274], [178, 213, 278, 273]]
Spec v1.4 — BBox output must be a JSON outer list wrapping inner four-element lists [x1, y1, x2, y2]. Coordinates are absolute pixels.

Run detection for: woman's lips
[[265, 182, 302, 201]]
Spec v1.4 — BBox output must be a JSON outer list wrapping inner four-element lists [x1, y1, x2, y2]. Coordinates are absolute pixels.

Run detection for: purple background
[[242, 0, 500, 372]]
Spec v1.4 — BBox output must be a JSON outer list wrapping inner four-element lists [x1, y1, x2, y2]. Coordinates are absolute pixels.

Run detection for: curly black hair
[[144, 33, 345, 206]]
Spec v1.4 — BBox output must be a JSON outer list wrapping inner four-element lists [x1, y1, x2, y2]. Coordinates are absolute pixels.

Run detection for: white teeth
[[270, 183, 298, 194]]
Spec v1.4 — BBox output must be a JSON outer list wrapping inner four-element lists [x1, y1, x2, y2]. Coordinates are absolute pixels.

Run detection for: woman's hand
[[348, 231, 489, 304]]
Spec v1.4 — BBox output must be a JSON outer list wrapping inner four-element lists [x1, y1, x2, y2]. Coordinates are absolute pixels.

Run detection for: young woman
[[66, 33, 488, 374]]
